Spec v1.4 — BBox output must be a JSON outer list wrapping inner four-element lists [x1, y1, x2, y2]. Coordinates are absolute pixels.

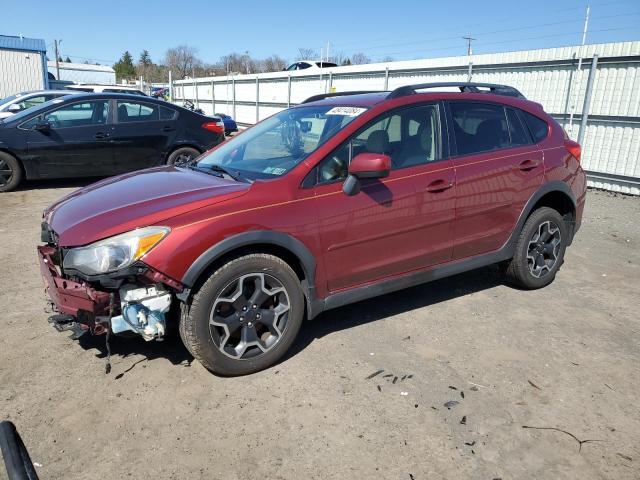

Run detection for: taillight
[[564, 139, 581, 162], [202, 121, 224, 135]]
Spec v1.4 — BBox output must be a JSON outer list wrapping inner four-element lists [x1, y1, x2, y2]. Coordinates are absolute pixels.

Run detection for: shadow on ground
[[71, 264, 504, 375]]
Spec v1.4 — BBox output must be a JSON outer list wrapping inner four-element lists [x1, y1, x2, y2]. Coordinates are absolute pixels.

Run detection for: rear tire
[[179, 254, 304, 376], [0, 152, 22, 192], [505, 207, 567, 289], [167, 147, 200, 166]]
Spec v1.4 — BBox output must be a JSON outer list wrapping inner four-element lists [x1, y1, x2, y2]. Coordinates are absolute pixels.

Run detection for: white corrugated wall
[[0, 49, 46, 98], [174, 41, 640, 194]]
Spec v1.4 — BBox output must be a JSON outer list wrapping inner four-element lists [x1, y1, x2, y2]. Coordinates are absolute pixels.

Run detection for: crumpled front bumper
[[37, 245, 110, 318]]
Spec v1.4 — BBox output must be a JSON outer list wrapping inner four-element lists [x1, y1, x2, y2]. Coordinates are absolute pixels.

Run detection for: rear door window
[[521, 111, 549, 143], [506, 108, 531, 146], [117, 100, 159, 122], [450, 102, 510, 155]]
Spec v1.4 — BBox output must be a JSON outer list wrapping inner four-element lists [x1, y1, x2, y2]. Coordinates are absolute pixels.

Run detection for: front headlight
[[63, 226, 170, 276]]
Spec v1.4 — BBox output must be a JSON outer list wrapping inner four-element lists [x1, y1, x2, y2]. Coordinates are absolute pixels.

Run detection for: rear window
[[521, 111, 549, 143]]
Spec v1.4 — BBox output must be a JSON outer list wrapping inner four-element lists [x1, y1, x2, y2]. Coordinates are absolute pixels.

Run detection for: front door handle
[[94, 132, 110, 140], [425, 179, 454, 193], [518, 159, 540, 171], [162, 125, 176, 132]]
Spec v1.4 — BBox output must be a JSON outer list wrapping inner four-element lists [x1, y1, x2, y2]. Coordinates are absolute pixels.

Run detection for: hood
[[45, 166, 250, 246]]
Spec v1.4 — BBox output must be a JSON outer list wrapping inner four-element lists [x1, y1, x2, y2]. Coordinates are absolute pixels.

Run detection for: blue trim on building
[[0, 35, 47, 53]]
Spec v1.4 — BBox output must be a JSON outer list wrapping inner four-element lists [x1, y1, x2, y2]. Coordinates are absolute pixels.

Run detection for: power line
[[334, 11, 639, 57], [369, 26, 638, 59]]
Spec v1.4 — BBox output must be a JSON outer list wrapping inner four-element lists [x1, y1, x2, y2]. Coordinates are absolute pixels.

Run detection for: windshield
[[195, 105, 366, 181]]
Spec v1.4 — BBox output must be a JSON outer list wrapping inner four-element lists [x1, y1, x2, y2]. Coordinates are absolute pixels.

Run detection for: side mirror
[[34, 120, 51, 132], [7, 104, 22, 113], [342, 152, 391, 196]]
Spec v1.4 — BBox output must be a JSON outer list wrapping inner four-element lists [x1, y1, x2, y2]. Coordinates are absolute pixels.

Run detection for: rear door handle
[[425, 179, 454, 193], [94, 132, 110, 140], [162, 125, 176, 132], [518, 159, 540, 171]]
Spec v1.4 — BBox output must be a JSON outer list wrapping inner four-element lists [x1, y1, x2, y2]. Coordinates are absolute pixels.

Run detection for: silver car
[[0, 90, 75, 119]]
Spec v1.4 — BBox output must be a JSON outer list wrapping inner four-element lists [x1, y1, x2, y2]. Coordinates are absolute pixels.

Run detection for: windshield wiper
[[187, 164, 224, 178], [207, 164, 247, 182]]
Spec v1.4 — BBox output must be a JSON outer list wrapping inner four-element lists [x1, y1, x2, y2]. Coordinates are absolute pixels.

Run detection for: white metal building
[[174, 41, 640, 195], [0, 35, 48, 98], [47, 61, 115, 85]]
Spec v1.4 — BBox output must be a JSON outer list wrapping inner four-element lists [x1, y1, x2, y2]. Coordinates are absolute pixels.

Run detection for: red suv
[[38, 83, 586, 375]]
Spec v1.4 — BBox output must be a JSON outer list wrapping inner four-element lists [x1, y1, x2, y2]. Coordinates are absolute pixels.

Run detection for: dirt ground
[[0, 182, 638, 480]]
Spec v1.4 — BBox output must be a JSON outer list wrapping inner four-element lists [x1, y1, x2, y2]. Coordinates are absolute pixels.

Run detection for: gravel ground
[[0, 183, 638, 480]]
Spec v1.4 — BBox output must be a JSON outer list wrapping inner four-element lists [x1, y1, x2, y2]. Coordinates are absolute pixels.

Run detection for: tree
[[296, 47, 317, 60], [350, 52, 371, 65], [262, 55, 287, 72], [380, 56, 395, 63], [64, 56, 71, 63], [114, 51, 136, 81], [164, 45, 202, 79], [139, 49, 152, 67]]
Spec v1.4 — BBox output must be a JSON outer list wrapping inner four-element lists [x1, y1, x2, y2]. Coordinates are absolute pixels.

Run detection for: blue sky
[[2, 0, 639, 65]]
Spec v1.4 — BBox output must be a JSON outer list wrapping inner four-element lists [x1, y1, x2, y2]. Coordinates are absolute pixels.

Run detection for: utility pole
[[54, 39, 61, 80], [463, 35, 475, 82], [326, 41, 330, 63], [568, 4, 591, 134]]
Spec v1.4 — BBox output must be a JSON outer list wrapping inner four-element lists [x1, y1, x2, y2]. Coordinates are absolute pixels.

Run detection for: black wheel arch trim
[[504, 180, 577, 249], [180, 230, 319, 315]]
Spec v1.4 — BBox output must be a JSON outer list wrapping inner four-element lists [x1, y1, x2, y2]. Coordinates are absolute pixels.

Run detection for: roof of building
[[0, 35, 46, 53], [47, 61, 115, 73]]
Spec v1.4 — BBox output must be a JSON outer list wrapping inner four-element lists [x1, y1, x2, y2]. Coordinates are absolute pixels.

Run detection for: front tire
[[505, 207, 568, 289], [0, 152, 22, 193], [179, 254, 305, 375]]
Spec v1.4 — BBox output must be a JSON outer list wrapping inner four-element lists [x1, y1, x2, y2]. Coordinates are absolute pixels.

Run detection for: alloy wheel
[[209, 273, 290, 359], [0, 158, 13, 187], [526, 220, 562, 278]]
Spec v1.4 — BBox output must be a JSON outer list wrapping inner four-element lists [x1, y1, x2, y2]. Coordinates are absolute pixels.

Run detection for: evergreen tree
[[114, 51, 136, 80]]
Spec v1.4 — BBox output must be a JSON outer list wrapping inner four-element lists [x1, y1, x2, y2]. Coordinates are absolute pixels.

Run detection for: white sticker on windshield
[[326, 106, 366, 117], [263, 167, 286, 175]]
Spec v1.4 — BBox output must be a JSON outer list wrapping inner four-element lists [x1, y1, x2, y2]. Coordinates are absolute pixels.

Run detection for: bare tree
[[329, 50, 349, 66], [164, 45, 202, 79], [262, 55, 288, 72], [350, 52, 371, 65], [296, 47, 317, 60], [380, 56, 395, 63]]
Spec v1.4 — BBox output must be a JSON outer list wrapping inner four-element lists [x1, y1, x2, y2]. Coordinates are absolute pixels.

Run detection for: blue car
[[215, 112, 238, 135]]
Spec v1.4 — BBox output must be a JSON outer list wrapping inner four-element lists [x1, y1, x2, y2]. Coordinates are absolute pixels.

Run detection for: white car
[[284, 60, 338, 71], [65, 84, 146, 96], [0, 90, 74, 119]]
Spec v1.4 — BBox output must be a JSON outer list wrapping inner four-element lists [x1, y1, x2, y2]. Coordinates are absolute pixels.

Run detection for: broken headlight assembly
[[62, 226, 170, 276]]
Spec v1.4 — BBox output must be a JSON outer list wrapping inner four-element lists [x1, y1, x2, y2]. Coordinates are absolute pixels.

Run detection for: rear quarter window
[[521, 111, 549, 143]]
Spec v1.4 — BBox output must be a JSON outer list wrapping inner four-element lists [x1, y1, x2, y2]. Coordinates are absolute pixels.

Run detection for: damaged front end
[[38, 222, 184, 344]]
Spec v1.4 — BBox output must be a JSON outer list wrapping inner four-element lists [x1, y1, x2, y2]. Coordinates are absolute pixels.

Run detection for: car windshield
[[195, 105, 366, 181], [1, 97, 67, 123]]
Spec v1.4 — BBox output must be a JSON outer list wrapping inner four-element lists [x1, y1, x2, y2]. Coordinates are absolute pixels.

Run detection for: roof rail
[[301, 91, 383, 104], [387, 82, 525, 99]]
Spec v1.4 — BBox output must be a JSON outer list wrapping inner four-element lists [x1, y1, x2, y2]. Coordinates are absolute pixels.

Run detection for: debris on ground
[[460, 416, 467, 425], [528, 380, 542, 390], [522, 425, 602, 452], [444, 400, 459, 409], [366, 369, 384, 380]]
